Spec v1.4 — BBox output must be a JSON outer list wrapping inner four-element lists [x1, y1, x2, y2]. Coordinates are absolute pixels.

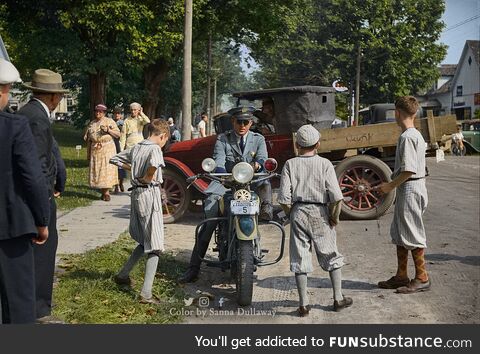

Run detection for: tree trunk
[[143, 58, 170, 119], [181, 0, 193, 141], [206, 35, 212, 134], [354, 44, 361, 127], [89, 71, 106, 119]]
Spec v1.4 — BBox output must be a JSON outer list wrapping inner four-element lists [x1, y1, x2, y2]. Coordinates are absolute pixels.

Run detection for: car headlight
[[232, 162, 254, 184], [201, 158, 216, 172]]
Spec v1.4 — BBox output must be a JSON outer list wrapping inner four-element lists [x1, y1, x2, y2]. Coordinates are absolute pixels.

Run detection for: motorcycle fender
[[234, 216, 257, 241]]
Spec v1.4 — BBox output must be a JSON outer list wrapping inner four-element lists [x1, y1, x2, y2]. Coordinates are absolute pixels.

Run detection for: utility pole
[[181, 0, 193, 140], [206, 35, 212, 135], [213, 77, 217, 117], [354, 44, 361, 126], [211, 68, 220, 117]]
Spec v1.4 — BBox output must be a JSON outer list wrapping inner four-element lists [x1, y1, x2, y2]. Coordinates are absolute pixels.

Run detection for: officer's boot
[[257, 181, 273, 221], [178, 221, 216, 283]]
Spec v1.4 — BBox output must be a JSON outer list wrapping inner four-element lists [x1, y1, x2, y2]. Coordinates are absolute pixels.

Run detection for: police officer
[[179, 106, 273, 283]]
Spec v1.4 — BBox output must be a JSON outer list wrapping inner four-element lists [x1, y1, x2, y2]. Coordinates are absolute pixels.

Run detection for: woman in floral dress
[[84, 104, 120, 201]]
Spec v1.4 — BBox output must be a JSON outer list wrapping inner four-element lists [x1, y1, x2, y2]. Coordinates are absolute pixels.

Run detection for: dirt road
[[164, 156, 479, 324]]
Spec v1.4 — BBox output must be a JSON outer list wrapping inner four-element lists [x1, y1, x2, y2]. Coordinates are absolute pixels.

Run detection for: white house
[[450, 40, 480, 120], [420, 64, 456, 115]]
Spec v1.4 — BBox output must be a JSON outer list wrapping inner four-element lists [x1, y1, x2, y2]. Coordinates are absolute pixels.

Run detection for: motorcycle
[[186, 158, 286, 306]]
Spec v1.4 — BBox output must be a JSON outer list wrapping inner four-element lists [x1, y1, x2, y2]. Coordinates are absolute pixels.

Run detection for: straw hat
[[23, 69, 68, 93]]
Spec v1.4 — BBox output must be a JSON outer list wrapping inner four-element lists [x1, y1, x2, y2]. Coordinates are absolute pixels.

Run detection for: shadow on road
[[105, 205, 131, 219], [255, 276, 377, 291], [426, 254, 480, 266]]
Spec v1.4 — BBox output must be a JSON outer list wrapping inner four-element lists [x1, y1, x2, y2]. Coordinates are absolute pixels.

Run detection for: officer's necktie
[[239, 135, 245, 153]]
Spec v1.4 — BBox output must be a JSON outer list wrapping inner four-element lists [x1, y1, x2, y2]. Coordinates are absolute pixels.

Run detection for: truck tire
[[161, 168, 191, 224], [335, 155, 395, 220], [236, 240, 254, 306]]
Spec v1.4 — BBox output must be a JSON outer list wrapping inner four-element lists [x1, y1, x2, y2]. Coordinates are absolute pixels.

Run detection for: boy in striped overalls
[[278, 125, 353, 317], [376, 96, 430, 294], [109, 119, 170, 304]]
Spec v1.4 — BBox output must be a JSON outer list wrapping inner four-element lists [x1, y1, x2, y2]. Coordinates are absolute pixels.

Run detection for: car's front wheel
[[161, 168, 191, 224], [335, 155, 395, 220]]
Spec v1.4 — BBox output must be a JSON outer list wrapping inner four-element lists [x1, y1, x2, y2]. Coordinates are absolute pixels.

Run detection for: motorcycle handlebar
[[187, 172, 280, 185]]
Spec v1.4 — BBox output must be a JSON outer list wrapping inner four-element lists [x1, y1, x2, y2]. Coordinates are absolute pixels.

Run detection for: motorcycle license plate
[[230, 200, 259, 215]]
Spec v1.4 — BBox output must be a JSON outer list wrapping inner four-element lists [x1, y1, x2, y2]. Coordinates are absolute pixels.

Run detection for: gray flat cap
[[296, 124, 321, 147]]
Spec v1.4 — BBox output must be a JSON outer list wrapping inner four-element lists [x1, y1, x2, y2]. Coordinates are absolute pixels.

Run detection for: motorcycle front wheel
[[235, 240, 254, 306]]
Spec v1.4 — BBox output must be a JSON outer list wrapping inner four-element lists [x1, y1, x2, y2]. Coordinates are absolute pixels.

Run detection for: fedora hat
[[23, 69, 68, 93]]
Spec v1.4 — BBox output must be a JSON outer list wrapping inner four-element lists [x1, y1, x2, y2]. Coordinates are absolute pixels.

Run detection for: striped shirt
[[110, 140, 164, 186], [109, 140, 165, 253], [392, 127, 426, 179], [278, 155, 343, 205]]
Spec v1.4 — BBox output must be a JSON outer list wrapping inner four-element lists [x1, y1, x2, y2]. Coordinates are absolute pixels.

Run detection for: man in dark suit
[[0, 58, 50, 324], [17, 68, 68, 322]]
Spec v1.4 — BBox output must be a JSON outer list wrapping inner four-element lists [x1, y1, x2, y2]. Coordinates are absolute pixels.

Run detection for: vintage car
[[359, 104, 396, 125], [161, 86, 456, 223], [460, 119, 480, 153]]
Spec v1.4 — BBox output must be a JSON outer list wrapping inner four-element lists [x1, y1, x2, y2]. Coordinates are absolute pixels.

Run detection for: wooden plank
[[426, 110, 437, 147], [316, 114, 458, 153], [317, 122, 401, 152]]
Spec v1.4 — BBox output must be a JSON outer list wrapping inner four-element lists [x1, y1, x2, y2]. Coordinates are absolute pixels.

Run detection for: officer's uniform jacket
[[213, 130, 268, 172], [204, 130, 268, 195]]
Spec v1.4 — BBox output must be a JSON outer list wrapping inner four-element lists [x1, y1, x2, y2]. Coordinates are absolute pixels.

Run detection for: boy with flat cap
[[278, 124, 352, 316]]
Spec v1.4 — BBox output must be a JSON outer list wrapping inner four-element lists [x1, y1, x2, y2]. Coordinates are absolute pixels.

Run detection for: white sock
[[295, 273, 309, 307], [140, 253, 159, 299]]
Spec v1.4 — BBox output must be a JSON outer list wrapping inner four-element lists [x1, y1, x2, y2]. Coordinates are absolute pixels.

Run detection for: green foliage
[[254, 0, 447, 104], [58, 1, 155, 73], [3, 0, 446, 120], [54, 233, 186, 324], [52, 124, 100, 211], [159, 40, 257, 117]]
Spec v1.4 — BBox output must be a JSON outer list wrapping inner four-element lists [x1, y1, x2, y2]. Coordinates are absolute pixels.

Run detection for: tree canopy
[[2, 0, 447, 126], [253, 0, 447, 107]]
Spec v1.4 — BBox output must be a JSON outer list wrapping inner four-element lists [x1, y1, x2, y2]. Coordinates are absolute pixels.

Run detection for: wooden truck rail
[[316, 113, 457, 153], [290, 113, 457, 220]]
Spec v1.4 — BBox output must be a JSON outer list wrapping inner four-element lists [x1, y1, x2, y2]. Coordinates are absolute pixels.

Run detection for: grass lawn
[[52, 123, 100, 211], [53, 233, 186, 324]]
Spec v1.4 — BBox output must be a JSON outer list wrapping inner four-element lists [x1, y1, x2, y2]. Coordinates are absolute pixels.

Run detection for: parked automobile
[[162, 86, 455, 224], [359, 103, 423, 125], [460, 119, 480, 153]]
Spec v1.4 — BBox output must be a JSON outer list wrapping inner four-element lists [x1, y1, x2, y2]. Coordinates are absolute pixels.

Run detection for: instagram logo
[[198, 296, 210, 307]]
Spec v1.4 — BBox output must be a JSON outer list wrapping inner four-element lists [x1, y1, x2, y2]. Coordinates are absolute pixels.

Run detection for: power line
[[445, 14, 480, 32]]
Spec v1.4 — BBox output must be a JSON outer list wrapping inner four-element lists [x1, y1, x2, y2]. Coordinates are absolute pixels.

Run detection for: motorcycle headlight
[[232, 162, 254, 184], [201, 158, 216, 172]]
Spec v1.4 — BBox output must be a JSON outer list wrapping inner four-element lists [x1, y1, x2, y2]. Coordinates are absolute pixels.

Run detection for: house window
[[456, 85, 463, 97], [468, 56, 472, 65]]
